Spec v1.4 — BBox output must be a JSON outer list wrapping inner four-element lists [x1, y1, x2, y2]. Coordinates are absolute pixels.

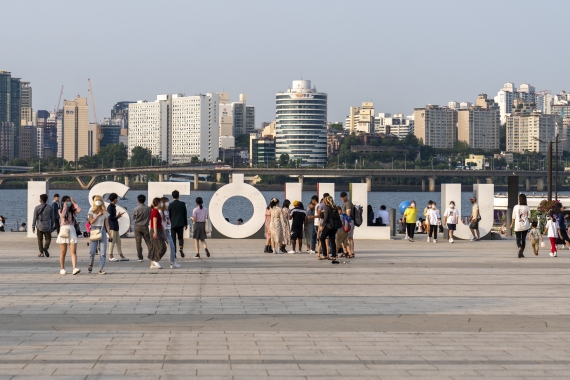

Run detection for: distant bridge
[[0, 166, 557, 192]]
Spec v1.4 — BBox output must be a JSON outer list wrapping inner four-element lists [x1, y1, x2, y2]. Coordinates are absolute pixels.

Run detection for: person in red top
[[148, 197, 167, 269]]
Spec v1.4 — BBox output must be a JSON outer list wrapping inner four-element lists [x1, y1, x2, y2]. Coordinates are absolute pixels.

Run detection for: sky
[[2, 0, 569, 125]]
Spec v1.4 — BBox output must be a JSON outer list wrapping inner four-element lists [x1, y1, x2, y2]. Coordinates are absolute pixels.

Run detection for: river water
[[3, 187, 569, 231]]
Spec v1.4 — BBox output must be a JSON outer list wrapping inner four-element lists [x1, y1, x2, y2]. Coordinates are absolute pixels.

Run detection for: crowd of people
[[400, 198, 482, 243], [30, 191, 212, 275]]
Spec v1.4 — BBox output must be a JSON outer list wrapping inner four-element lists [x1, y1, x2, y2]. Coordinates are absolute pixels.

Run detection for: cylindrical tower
[[275, 80, 327, 166]]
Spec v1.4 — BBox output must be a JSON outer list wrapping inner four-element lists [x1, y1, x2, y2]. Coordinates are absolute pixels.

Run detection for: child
[[544, 212, 558, 257], [528, 221, 543, 256], [427, 201, 440, 243]]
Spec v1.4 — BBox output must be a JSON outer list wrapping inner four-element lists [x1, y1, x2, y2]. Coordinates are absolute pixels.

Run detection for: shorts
[[291, 228, 303, 240], [347, 221, 355, 238], [336, 230, 349, 248], [469, 220, 479, 230], [447, 223, 456, 231]]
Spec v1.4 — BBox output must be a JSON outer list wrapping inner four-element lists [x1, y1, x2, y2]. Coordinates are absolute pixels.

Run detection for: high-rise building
[[537, 90, 553, 114], [19, 125, 37, 160], [0, 122, 14, 160], [551, 104, 570, 119], [249, 134, 275, 166], [346, 102, 375, 133], [230, 94, 255, 136], [100, 118, 122, 148], [170, 93, 220, 163], [494, 83, 536, 124], [554, 91, 570, 105], [62, 96, 90, 163], [20, 81, 32, 126], [375, 113, 414, 139], [218, 93, 234, 149], [0, 70, 22, 158], [506, 98, 561, 153], [111, 101, 135, 129], [413, 105, 457, 148], [457, 94, 500, 150], [128, 95, 170, 162], [275, 80, 327, 166]]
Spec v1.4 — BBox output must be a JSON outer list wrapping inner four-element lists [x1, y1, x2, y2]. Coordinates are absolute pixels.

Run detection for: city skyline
[[2, 0, 569, 124]]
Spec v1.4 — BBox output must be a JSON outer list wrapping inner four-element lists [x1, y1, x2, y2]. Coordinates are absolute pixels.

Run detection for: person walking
[[309, 195, 319, 254], [168, 190, 188, 258], [51, 193, 60, 235], [305, 201, 316, 253], [528, 221, 543, 256], [269, 198, 286, 254], [510, 193, 531, 258], [337, 205, 354, 258], [87, 195, 110, 274], [56, 196, 81, 275], [161, 196, 181, 268], [469, 197, 481, 241], [107, 193, 128, 262], [32, 193, 54, 257], [289, 200, 307, 254], [555, 203, 570, 250], [427, 201, 440, 243], [443, 201, 459, 243], [264, 204, 273, 253], [340, 192, 355, 256], [544, 212, 558, 257], [191, 197, 211, 259], [319, 196, 338, 260], [148, 197, 167, 268], [132, 194, 151, 262], [281, 200, 292, 253], [402, 201, 417, 242]]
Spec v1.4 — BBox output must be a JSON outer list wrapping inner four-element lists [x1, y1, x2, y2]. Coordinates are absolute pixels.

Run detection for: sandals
[[38, 253, 44, 257], [109, 257, 119, 262]]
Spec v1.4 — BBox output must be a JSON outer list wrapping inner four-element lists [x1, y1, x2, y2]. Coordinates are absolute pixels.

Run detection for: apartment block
[[128, 96, 170, 162], [506, 98, 560, 153], [413, 105, 457, 148], [346, 102, 375, 133], [62, 97, 90, 163], [375, 113, 414, 138], [457, 94, 500, 150]]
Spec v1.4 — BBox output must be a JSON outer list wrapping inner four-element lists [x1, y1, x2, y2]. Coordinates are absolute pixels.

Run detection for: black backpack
[[331, 209, 343, 230], [352, 205, 363, 227]]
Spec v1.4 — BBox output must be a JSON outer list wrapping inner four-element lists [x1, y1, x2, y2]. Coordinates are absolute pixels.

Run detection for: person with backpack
[[289, 200, 307, 254], [319, 196, 340, 261], [510, 193, 531, 258], [32, 194, 54, 257], [336, 206, 354, 258], [340, 192, 355, 256]]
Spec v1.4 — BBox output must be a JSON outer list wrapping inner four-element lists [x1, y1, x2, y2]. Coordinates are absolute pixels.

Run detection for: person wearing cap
[[289, 200, 307, 254], [468, 197, 480, 241]]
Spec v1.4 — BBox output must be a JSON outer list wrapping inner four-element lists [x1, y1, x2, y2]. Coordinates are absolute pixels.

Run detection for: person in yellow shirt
[[402, 201, 418, 242]]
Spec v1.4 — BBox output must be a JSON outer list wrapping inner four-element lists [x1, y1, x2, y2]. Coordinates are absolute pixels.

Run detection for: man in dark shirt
[[132, 194, 151, 262], [107, 193, 128, 261], [52, 193, 60, 235], [168, 190, 188, 257], [289, 201, 308, 254], [32, 194, 54, 257]]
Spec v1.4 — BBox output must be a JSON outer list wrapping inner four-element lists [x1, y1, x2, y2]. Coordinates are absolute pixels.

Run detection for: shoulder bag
[[90, 228, 102, 241]]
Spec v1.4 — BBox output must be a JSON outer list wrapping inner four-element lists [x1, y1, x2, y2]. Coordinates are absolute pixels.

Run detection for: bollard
[[507, 207, 512, 237], [390, 208, 396, 237]]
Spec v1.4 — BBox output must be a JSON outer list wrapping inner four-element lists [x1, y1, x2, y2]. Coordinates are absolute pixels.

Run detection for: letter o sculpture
[[209, 174, 266, 238]]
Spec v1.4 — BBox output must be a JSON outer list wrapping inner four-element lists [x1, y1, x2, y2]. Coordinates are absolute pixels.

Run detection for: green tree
[[330, 123, 343, 131], [191, 156, 199, 164], [279, 153, 290, 167], [499, 124, 506, 151], [98, 143, 128, 168], [234, 134, 250, 148], [130, 146, 153, 167]]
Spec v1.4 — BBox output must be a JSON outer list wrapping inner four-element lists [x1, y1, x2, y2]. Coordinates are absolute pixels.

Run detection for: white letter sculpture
[[209, 173, 266, 238], [441, 183, 494, 239], [89, 181, 131, 237]]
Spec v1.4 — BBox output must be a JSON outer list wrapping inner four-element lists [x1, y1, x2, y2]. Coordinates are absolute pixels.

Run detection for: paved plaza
[[1, 233, 570, 379]]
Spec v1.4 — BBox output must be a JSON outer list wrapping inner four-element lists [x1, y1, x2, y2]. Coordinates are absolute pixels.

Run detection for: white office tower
[[171, 93, 220, 163], [537, 90, 553, 114], [494, 83, 518, 124], [275, 80, 327, 166], [128, 95, 170, 162], [218, 93, 234, 149]]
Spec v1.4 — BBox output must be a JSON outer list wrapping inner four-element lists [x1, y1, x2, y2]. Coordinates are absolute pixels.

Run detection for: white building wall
[[128, 98, 170, 162]]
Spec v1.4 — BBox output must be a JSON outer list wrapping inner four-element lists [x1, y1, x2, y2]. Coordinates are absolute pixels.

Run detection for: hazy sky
[[2, 0, 569, 125]]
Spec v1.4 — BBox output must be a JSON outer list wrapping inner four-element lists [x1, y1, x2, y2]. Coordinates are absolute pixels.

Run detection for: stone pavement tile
[[13, 376, 87, 380], [231, 363, 299, 370], [233, 377, 307, 380], [476, 369, 554, 377], [410, 370, 484, 377], [229, 354, 296, 360], [197, 369, 268, 376], [267, 368, 340, 376]]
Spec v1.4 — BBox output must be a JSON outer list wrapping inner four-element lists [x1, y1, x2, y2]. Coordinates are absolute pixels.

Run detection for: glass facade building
[[275, 80, 327, 166]]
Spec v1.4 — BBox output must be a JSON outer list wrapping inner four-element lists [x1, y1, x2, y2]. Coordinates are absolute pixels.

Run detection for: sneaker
[[409, 238, 414, 242], [72, 268, 81, 275], [427, 237, 430, 242], [554, 251, 558, 257], [109, 257, 119, 262], [193, 253, 200, 259], [308, 250, 315, 254], [120, 257, 129, 261], [179, 249, 185, 258], [433, 240, 437, 243], [43, 248, 50, 258], [59, 269, 66, 275], [150, 261, 162, 269], [450, 238, 454, 243], [470, 237, 476, 241], [205, 248, 210, 257], [550, 252, 554, 257], [88, 263, 93, 273], [170, 262, 182, 269], [288, 250, 296, 254], [99, 269, 106, 275], [138, 258, 144, 262]]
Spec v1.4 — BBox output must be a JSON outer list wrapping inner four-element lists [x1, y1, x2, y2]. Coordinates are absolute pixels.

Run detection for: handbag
[[438, 224, 444, 233], [205, 216, 212, 234], [58, 228, 70, 239], [90, 228, 102, 241]]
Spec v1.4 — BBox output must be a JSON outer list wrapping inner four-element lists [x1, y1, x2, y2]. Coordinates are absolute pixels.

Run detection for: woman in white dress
[[269, 198, 286, 254], [56, 196, 82, 275]]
